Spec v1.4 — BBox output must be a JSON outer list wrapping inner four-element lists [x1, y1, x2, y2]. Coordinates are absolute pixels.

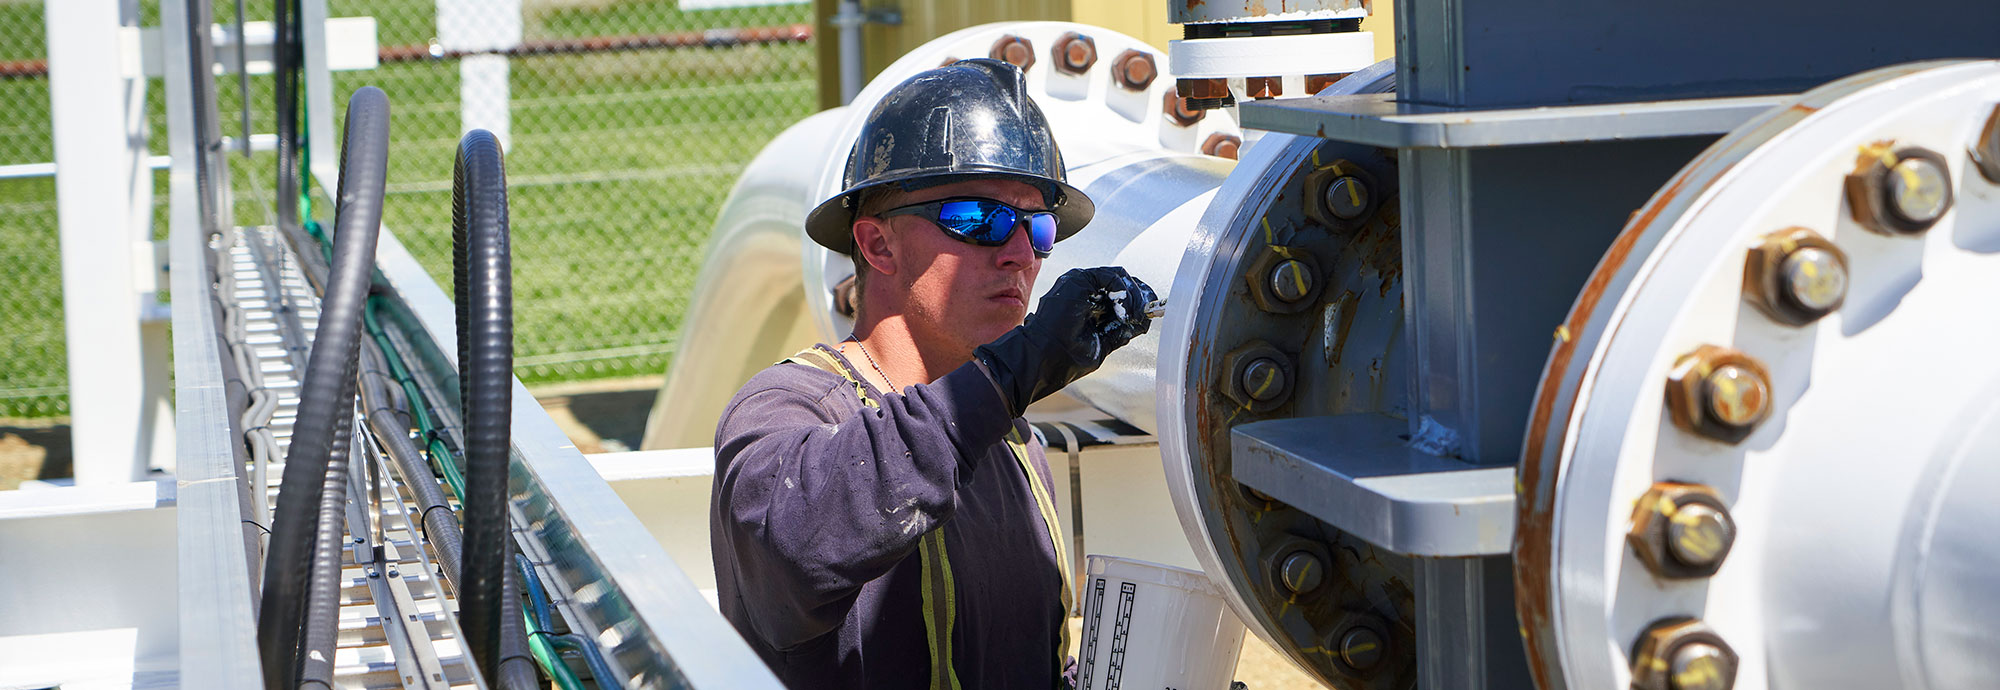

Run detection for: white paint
[[47, 0, 164, 485], [437, 0, 520, 148]]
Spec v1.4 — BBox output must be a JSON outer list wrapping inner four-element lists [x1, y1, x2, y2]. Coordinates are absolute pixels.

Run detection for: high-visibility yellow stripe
[[1006, 428, 1074, 674], [787, 346, 958, 688]]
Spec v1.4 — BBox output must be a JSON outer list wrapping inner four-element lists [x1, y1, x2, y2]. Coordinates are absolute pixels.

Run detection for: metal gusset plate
[[1516, 60, 2000, 690]]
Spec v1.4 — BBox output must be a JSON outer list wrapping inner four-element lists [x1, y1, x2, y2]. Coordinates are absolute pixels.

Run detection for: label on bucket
[[1079, 577, 1141, 690], [1076, 556, 1247, 690]]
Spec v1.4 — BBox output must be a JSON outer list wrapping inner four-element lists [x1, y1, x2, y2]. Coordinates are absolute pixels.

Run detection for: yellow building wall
[[814, 0, 1396, 109]]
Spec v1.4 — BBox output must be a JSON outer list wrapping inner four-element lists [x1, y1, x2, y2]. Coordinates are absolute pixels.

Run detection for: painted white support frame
[[47, 0, 172, 484]]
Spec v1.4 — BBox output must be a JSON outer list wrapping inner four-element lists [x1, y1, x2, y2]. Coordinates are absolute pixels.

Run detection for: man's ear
[[852, 217, 898, 277]]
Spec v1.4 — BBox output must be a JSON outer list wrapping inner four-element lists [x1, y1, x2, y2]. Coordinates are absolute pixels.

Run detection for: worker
[[710, 58, 1156, 689]]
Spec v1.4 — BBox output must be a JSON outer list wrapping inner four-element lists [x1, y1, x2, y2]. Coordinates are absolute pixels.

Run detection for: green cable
[[523, 601, 586, 690]]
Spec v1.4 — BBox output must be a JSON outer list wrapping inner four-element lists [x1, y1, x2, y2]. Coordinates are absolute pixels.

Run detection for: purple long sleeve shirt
[[711, 344, 1069, 689]]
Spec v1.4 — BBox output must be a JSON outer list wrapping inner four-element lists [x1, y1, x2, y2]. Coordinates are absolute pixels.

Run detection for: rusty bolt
[[1164, 90, 1206, 127], [989, 35, 1035, 72], [1665, 345, 1773, 445], [1112, 50, 1156, 91], [1244, 245, 1320, 314], [1268, 259, 1314, 304], [1337, 626, 1386, 673], [1176, 77, 1228, 99], [1628, 483, 1735, 579], [1631, 618, 1738, 690], [1202, 133, 1241, 159], [1306, 73, 1350, 95], [1742, 227, 1847, 326], [1245, 76, 1282, 99], [1845, 144, 1953, 235], [1052, 32, 1096, 75], [1972, 104, 2000, 183], [1220, 341, 1292, 411], [1277, 551, 1324, 594], [1304, 160, 1378, 230]]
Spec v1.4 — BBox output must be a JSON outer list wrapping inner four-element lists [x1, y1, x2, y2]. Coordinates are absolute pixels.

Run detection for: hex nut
[[988, 35, 1035, 72], [1243, 245, 1322, 314], [1741, 227, 1848, 326], [1220, 341, 1292, 412], [1845, 144, 1953, 235], [1631, 618, 1738, 690], [1320, 612, 1397, 680], [1664, 345, 1773, 445], [1257, 535, 1332, 599], [1051, 32, 1096, 75], [1628, 483, 1735, 579], [1305, 73, 1351, 95], [1245, 76, 1282, 99], [1972, 104, 2000, 183], [1177, 77, 1228, 99], [1202, 133, 1242, 160], [1112, 50, 1156, 91], [1303, 159, 1380, 231], [1164, 89, 1206, 127]]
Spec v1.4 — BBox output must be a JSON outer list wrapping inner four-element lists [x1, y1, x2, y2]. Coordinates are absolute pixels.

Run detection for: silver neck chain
[[850, 337, 898, 393]]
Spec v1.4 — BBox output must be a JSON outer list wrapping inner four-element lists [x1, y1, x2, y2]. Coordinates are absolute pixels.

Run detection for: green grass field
[[0, 0, 818, 417]]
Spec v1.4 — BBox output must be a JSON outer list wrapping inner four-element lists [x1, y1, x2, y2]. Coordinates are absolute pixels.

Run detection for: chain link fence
[[0, 0, 818, 418]]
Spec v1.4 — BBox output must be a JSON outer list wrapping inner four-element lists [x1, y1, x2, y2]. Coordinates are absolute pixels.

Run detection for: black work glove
[[975, 267, 1157, 418]]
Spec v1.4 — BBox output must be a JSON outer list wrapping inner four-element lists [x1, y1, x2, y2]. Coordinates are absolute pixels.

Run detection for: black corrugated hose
[[255, 85, 389, 690], [452, 128, 537, 689]]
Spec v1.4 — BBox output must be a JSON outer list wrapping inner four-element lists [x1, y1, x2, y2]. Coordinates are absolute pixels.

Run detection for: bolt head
[[1628, 484, 1735, 579], [1164, 89, 1206, 127], [1202, 133, 1241, 160], [1324, 176, 1369, 221], [1243, 358, 1286, 402], [1847, 145, 1953, 235], [1665, 503, 1736, 569], [1670, 643, 1733, 690], [1743, 227, 1847, 326], [1052, 32, 1096, 75], [1632, 619, 1738, 690], [1277, 550, 1324, 593], [1268, 259, 1314, 303], [1337, 626, 1385, 672], [1665, 345, 1773, 445], [1219, 341, 1292, 411], [1702, 364, 1769, 428], [1887, 156, 1951, 224], [1780, 246, 1846, 313], [1113, 50, 1156, 91], [988, 35, 1035, 72]]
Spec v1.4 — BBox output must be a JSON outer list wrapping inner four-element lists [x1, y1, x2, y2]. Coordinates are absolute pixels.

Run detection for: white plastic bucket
[[1074, 555, 1246, 690]]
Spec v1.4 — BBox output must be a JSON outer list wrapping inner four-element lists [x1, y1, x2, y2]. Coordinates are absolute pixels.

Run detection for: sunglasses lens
[[935, 201, 993, 240], [1028, 213, 1057, 254]]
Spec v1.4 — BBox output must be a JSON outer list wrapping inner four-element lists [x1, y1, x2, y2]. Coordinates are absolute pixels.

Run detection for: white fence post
[[437, 0, 521, 149]]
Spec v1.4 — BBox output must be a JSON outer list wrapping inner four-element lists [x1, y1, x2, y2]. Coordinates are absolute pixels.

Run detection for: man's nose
[[994, 220, 1037, 269]]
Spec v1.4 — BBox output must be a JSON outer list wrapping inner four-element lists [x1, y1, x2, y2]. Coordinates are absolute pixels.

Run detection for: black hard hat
[[805, 58, 1095, 255]]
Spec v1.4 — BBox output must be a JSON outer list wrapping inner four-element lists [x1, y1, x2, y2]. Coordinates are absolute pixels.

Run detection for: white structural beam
[[47, 0, 168, 484]]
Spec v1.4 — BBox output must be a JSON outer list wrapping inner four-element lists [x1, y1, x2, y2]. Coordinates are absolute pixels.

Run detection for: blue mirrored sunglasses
[[878, 197, 1059, 257]]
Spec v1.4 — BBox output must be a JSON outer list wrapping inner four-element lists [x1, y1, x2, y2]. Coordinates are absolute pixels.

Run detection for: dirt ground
[[0, 419, 70, 490]]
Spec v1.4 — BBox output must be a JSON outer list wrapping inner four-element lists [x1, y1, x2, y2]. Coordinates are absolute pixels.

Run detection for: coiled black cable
[[451, 128, 525, 687], [255, 86, 389, 690]]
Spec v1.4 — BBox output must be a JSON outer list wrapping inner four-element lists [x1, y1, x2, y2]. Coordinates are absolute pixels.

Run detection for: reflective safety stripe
[[1006, 428, 1075, 673], [781, 346, 963, 690]]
